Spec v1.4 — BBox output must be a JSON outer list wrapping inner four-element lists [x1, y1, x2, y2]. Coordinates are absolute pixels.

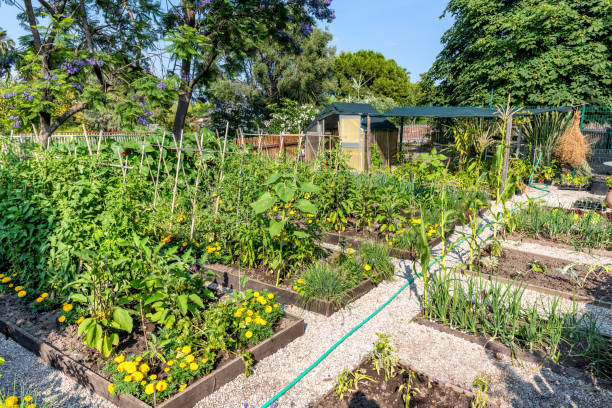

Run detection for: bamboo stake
[[294, 133, 303, 173], [214, 122, 229, 216], [116, 147, 127, 195], [189, 132, 205, 240], [170, 130, 184, 218], [152, 132, 166, 209], [96, 131, 103, 155], [82, 124, 93, 155]]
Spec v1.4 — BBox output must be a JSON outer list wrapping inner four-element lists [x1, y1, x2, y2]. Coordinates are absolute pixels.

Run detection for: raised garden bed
[[507, 234, 612, 257], [0, 295, 304, 408], [557, 185, 591, 191], [573, 199, 610, 213], [205, 263, 377, 316], [311, 354, 478, 407], [477, 246, 612, 307], [321, 208, 486, 260], [413, 318, 612, 389]]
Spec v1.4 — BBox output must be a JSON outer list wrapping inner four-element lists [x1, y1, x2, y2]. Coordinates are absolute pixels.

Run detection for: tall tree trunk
[[172, 88, 193, 142], [39, 112, 52, 148]]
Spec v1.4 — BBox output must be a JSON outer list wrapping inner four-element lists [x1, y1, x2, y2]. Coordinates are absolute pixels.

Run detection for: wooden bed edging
[[205, 263, 378, 316], [464, 250, 612, 310], [412, 318, 591, 382], [0, 313, 305, 408]]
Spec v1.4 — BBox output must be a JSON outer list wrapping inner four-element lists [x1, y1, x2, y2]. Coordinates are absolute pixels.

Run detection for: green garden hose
[[261, 154, 551, 408]]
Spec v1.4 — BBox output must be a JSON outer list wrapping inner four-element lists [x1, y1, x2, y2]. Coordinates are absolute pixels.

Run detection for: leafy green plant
[[471, 376, 489, 408], [333, 368, 375, 400], [369, 332, 398, 381], [398, 369, 422, 408]]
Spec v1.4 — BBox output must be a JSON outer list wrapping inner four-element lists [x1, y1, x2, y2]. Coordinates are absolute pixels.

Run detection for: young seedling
[[369, 332, 398, 381], [334, 368, 375, 400], [398, 369, 422, 408], [471, 376, 489, 408]]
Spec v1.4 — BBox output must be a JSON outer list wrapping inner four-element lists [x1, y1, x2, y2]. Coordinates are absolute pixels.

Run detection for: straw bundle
[[554, 110, 589, 169]]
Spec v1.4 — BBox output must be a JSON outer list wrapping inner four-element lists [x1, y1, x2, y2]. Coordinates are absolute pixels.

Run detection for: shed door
[[339, 115, 363, 172]]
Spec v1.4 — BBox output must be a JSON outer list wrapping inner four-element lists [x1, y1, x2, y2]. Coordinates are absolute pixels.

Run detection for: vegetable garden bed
[[205, 263, 377, 316], [476, 246, 612, 307], [312, 355, 478, 408], [0, 292, 304, 408]]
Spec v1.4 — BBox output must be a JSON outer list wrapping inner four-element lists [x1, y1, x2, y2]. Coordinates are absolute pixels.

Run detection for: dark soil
[[508, 233, 612, 255], [481, 247, 612, 303], [312, 358, 475, 408]]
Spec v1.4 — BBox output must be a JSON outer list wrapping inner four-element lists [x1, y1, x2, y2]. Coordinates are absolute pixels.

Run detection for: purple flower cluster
[[13, 120, 21, 128], [301, 23, 313, 36], [156, 82, 167, 90], [137, 116, 150, 126], [9, 114, 18, 120], [194, 0, 212, 6], [10, 115, 21, 128], [143, 109, 153, 116], [72, 83, 83, 91], [86, 58, 104, 67], [64, 58, 86, 75], [44, 72, 58, 81], [2, 92, 17, 99], [23, 91, 34, 101]]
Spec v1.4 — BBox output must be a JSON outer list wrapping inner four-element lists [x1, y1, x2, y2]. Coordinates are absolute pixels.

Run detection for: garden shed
[[305, 103, 398, 172]]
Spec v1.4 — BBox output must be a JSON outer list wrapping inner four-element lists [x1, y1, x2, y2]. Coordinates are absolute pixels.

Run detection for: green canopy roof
[[307, 102, 396, 132], [384, 106, 574, 118]]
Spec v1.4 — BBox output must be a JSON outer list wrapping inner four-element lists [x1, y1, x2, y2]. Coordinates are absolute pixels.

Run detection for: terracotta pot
[[607, 189, 612, 209]]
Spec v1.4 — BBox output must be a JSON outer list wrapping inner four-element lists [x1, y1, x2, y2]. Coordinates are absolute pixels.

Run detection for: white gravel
[[2, 187, 610, 408]]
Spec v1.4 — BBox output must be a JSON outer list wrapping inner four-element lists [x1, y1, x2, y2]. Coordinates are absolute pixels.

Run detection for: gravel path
[[0, 337, 115, 408], [2, 187, 610, 408]]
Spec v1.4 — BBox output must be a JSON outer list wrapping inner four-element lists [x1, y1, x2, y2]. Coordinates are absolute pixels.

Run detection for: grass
[[424, 270, 612, 377]]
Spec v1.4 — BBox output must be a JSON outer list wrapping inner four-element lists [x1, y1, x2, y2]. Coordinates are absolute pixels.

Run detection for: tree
[[162, 0, 335, 141], [425, 0, 612, 107], [334, 50, 416, 105], [205, 27, 335, 132], [3, 1, 176, 145]]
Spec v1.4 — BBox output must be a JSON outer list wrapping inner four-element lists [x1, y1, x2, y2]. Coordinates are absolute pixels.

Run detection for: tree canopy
[[424, 0, 612, 107], [334, 50, 416, 105]]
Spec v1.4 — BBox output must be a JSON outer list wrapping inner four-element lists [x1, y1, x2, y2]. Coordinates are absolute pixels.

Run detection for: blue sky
[[0, 0, 453, 81]]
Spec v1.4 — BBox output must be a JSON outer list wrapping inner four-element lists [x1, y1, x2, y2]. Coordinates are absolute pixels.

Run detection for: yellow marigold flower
[[132, 372, 144, 382], [201, 357, 209, 364], [156, 380, 168, 392], [247, 310, 254, 317], [41, 292, 48, 298], [63, 303, 73, 312], [140, 380, 147, 386], [135, 356, 143, 362], [125, 362, 137, 374], [293, 285, 298, 291], [189, 362, 199, 371], [27, 404, 35, 408], [245, 330, 253, 339], [2, 277, 11, 283], [233, 311, 242, 318], [364, 264, 372, 272], [184, 354, 195, 363], [144, 383, 155, 395], [124, 375, 132, 382], [58, 315, 66, 323], [182, 242, 187, 247], [167, 360, 175, 366], [17, 290, 27, 298], [181, 345, 191, 354], [265, 306, 272, 313], [149, 374, 157, 380], [76, 316, 85, 325], [411, 218, 422, 225], [297, 279, 305, 284], [164, 367, 170, 373], [114, 355, 125, 364], [14, 285, 23, 291], [178, 384, 187, 392], [9, 283, 13, 288], [0, 274, 3, 278], [107, 384, 115, 395], [5, 396, 18, 407], [168, 376, 173, 381], [347, 248, 354, 255], [267, 293, 274, 300], [179, 362, 187, 369], [139, 363, 150, 374], [245, 316, 252, 323], [24, 396, 33, 402], [274, 303, 279, 308]]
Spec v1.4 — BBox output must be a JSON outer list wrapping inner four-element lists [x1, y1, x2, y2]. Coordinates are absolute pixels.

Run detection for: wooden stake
[[153, 132, 166, 209], [96, 131, 103, 155], [82, 124, 93, 155], [170, 130, 184, 217]]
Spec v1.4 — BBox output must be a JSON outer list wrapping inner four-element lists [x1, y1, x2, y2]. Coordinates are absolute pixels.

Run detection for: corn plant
[[398, 369, 422, 408], [369, 332, 398, 381]]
